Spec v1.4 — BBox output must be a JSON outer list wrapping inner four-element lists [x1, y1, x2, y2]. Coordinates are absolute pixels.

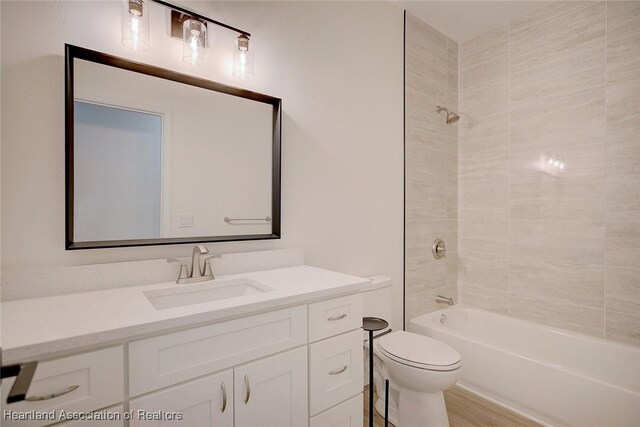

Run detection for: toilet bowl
[[373, 330, 461, 427]]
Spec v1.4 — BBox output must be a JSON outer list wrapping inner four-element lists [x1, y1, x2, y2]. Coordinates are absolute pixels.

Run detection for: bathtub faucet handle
[[432, 239, 447, 260]]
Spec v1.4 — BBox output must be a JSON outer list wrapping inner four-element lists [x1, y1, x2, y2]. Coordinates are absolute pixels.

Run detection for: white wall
[[0, 1, 404, 328]]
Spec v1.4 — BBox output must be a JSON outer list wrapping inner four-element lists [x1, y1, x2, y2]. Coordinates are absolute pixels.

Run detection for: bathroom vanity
[[1, 265, 371, 427]]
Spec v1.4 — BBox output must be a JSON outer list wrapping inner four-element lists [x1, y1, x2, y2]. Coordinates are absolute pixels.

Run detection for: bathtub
[[410, 306, 640, 427]]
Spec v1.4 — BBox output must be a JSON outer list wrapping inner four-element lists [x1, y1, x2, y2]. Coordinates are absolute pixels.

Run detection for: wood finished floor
[[363, 385, 542, 427]]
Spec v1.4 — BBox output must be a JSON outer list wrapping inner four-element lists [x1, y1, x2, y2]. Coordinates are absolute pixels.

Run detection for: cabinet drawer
[[1, 346, 124, 427], [309, 330, 363, 416], [56, 405, 124, 426], [308, 294, 363, 342], [309, 394, 363, 427], [129, 306, 307, 396], [130, 370, 233, 427]]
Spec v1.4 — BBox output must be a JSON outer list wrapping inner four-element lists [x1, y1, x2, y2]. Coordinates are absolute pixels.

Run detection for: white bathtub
[[410, 306, 640, 427]]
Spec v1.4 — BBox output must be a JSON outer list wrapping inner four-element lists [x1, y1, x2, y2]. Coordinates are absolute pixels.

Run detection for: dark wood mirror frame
[[65, 44, 282, 250]]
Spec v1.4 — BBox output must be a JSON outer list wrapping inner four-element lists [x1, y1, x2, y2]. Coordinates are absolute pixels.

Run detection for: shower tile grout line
[[603, 0, 608, 339], [507, 21, 511, 316]]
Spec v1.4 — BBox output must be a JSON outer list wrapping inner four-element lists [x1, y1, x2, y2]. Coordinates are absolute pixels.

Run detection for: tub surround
[[457, 0, 640, 346], [404, 12, 459, 323], [1, 265, 371, 363]]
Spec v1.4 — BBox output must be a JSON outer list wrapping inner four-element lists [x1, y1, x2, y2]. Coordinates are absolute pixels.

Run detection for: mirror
[[65, 45, 281, 249]]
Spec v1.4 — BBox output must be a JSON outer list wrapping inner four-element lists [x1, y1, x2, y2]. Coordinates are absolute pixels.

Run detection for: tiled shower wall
[[405, 13, 458, 323], [458, 1, 640, 346]]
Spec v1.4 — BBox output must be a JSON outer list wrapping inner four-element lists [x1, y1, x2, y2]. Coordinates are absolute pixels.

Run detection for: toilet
[[362, 277, 461, 427], [375, 330, 461, 427]]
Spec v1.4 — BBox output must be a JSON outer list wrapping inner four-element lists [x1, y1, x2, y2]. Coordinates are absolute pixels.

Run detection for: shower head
[[436, 105, 460, 124]]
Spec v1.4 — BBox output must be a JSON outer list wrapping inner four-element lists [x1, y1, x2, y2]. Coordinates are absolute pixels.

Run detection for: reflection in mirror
[[66, 46, 281, 249]]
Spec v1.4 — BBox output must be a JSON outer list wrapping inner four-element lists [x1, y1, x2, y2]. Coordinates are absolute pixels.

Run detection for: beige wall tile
[[509, 1, 597, 38], [509, 294, 605, 337], [509, 101, 606, 149], [458, 252, 508, 291], [509, 179, 606, 221], [510, 2, 605, 74], [459, 113, 508, 153], [607, 72, 640, 132], [460, 41, 508, 90], [460, 25, 508, 58], [606, 222, 640, 269], [509, 260, 604, 309], [459, 184, 508, 221], [406, 13, 447, 51], [607, 177, 640, 221], [406, 144, 457, 186], [510, 220, 605, 265], [605, 311, 640, 346], [607, 32, 640, 85], [459, 284, 508, 314], [607, 127, 640, 176], [606, 266, 640, 316], [406, 252, 458, 294], [406, 182, 457, 221], [407, 219, 458, 253], [459, 148, 508, 186], [607, 1, 640, 42], [510, 64, 605, 117], [461, 78, 508, 120], [459, 220, 507, 254], [509, 141, 606, 182]]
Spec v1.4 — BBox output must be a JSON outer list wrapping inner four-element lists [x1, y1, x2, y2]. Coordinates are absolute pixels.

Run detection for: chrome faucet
[[191, 244, 208, 278], [167, 245, 221, 284], [436, 295, 454, 306]]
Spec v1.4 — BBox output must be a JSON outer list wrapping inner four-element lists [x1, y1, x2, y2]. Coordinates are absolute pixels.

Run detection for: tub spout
[[436, 295, 454, 306]]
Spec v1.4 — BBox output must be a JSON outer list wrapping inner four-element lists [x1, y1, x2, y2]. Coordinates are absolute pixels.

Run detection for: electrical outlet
[[179, 214, 193, 228]]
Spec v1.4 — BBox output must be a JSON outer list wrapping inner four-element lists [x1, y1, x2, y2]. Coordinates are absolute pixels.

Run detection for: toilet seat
[[377, 331, 461, 371]]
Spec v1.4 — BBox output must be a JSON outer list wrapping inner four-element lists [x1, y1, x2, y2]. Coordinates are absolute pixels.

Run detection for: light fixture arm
[[149, 0, 251, 37]]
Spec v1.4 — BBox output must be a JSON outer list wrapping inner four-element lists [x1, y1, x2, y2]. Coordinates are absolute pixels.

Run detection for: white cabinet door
[[130, 370, 233, 427], [234, 347, 307, 427]]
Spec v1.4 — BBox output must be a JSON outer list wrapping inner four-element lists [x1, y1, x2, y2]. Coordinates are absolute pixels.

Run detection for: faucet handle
[[167, 258, 190, 281], [203, 255, 222, 279]]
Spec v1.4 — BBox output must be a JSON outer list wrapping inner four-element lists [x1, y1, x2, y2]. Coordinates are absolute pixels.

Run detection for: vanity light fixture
[[121, 0, 253, 76], [183, 18, 206, 65], [233, 34, 254, 79], [121, 0, 151, 51]]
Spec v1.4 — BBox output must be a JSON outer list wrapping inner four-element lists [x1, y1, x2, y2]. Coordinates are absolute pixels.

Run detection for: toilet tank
[[361, 275, 393, 342]]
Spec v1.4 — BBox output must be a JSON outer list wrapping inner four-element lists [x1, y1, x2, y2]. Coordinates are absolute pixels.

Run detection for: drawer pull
[[244, 375, 251, 404], [221, 382, 227, 413], [329, 365, 348, 375], [25, 385, 79, 401], [327, 313, 347, 321]]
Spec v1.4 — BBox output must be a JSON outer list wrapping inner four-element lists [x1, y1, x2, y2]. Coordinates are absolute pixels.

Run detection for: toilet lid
[[377, 331, 461, 371]]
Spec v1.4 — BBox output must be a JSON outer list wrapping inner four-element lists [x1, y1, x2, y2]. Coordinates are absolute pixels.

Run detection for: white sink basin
[[144, 278, 274, 310]]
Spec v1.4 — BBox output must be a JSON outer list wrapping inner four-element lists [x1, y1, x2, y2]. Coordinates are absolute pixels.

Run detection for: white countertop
[[1, 265, 373, 362]]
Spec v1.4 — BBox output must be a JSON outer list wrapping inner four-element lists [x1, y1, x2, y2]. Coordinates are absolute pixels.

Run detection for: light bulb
[[121, 0, 150, 51], [233, 34, 254, 79], [183, 19, 206, 65]]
